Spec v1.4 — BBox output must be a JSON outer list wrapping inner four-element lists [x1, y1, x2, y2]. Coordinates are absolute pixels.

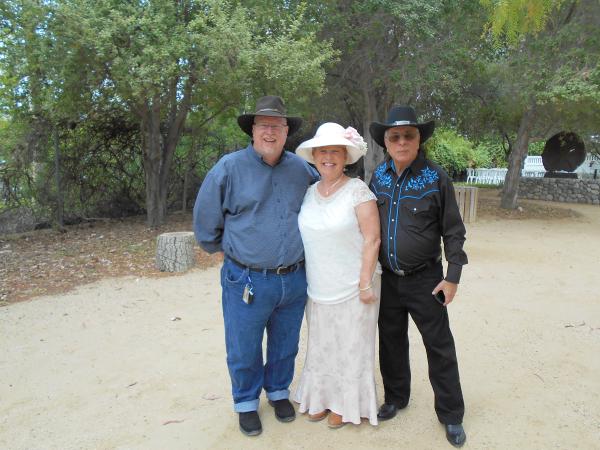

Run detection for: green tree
[[481, 0, 600, 209], [298, 0, 490, 182], [62, 0, 249, 227], [72, 0, 335, 226], [1, 0, 100, 225], [1, 0, 335, 227]]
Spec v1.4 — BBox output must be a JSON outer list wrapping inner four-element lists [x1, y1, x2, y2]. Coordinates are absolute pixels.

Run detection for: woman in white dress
[[294, 122, 381, 428]]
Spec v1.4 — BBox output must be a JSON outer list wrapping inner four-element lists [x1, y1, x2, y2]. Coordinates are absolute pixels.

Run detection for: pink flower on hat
[[343, 127, 368, 153]]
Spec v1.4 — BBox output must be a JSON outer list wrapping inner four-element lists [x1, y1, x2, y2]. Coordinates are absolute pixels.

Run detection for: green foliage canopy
[[427, 128, 492, 176], [481, 0, 565, 46], [0, 0, 336, 225]]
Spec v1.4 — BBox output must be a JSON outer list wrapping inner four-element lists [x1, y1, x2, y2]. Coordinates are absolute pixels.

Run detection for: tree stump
[[156, 231, 196, 272]]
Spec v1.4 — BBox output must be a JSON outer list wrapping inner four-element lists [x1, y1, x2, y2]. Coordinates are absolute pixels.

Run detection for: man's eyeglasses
[[254, 123, 288, 132], [385, 131, 419, 143]]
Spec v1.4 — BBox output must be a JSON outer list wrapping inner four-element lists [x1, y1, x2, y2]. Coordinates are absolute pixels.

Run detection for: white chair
[[466, 168, 476, 184]]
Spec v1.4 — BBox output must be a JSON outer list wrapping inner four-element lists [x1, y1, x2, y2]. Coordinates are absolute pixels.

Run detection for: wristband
[[359, 283, 373, 292]]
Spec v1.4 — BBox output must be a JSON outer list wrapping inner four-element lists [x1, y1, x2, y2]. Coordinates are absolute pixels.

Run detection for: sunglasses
[[385, 131, 419, 143]]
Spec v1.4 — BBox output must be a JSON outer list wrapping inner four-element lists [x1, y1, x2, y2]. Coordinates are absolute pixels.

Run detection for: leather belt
[[228, 257, 304, 275], [385, 256, 442, 277]]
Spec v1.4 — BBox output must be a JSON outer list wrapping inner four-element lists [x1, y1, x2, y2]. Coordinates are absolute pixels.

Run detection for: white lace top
[[298, 177, 380, 304]]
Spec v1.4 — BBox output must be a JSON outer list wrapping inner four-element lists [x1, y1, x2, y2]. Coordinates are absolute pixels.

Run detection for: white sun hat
[[295, 122, 368, 165]]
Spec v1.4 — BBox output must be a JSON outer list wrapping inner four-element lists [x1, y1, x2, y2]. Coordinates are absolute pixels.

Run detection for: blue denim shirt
[[193, 144, 318, 268]]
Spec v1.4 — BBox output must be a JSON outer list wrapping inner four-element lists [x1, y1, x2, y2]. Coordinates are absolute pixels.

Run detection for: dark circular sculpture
[[542, 132, 586, 172]]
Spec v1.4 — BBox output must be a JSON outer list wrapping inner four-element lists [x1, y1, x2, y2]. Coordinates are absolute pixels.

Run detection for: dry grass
[[0, 212, 222, 305], [476, 188, 581, 221]]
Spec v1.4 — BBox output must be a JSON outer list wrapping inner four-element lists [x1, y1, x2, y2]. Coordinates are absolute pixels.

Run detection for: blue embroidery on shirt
[[405, 167, 439, 192], [399, 189, 439, 200], [370, 183, 391, 198], [375, 163, 393, 189]]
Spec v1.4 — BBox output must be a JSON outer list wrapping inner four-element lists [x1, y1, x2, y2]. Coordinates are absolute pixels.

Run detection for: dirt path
[[1, 198, 599, 450]]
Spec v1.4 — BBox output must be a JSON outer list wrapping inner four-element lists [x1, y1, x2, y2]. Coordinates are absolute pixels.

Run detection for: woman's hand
[[359, 286, 377, 304]]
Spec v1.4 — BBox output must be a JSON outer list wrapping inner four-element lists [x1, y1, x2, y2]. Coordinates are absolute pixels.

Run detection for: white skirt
[[294, 275, 381, 425]]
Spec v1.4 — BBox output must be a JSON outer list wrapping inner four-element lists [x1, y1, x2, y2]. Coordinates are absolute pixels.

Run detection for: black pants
[[379, 262, 465, 424]]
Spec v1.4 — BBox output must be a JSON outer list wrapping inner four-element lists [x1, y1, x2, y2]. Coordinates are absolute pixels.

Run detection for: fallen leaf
[[162, 419, 185, 425]]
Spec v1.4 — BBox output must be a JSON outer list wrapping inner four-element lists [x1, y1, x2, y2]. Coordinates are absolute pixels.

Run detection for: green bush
[[474, 140, 507, 167], [426, 128, 481, 177], [528, 140, 545, 155]]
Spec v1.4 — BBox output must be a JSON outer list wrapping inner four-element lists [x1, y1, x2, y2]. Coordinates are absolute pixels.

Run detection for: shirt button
[[391, 219, 395, 222], [390, 237, 393, 240], [393, 202, 396, 205], [390, 253, 394, 257]]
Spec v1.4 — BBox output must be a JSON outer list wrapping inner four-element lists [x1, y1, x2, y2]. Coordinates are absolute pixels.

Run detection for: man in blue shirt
[[193, 96, 318, 436]]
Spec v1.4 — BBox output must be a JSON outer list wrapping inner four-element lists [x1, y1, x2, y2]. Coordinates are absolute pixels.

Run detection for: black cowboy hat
[[369, 105, 435, 148], [237, 95, 302, 137]]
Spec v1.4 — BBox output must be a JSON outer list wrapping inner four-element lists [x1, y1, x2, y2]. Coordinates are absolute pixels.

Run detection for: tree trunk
[[362, 87, 384, 184], [141, 98, 166, 228], [501, 106, 537, 209], [53, 126, 64, 228], [143, 149, 168, 228], [143, 126, 180, 228], [181, 133, 196, 213], [141, 76, 194, 228]]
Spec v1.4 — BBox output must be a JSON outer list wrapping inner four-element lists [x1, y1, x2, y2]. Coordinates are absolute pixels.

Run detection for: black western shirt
[[369, 153, 468, 283]]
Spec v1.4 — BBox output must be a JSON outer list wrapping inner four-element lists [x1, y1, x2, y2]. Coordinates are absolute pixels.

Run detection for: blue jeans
[[220, 258, 307, 413]]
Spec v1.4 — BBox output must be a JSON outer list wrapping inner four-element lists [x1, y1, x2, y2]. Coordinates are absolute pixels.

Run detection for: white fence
[[524, 155, 544, 172], [466, 168, 507, 185], [466, 154, 600, 184], [576, 154, 600, 177]]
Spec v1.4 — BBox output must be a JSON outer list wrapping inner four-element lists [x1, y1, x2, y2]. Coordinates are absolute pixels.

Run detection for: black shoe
[[377, 403, 405, 421], [268, 399, 296, 422], [445, 423, 466, 447], [239, 411, 262, 436]]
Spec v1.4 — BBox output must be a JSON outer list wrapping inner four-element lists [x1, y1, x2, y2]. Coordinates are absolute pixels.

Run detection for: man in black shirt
[[369, 106, 468, 447]]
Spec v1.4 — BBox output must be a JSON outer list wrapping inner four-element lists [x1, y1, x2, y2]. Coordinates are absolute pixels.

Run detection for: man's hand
[[432, 280, 458, 306]]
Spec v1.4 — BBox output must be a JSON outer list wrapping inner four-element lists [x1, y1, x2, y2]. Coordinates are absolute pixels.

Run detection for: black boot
[[445, 423, 466, 447], [377, 403, 406, 421], [239, 411, 262, 436], [268, 399, 296, 422]]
